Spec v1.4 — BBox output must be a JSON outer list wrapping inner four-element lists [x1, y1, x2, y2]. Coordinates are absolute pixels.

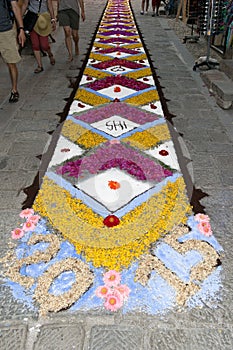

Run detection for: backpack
[[5, 0, 15, 24]]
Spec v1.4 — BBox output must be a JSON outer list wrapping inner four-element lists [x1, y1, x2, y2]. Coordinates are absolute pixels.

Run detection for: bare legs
[[141, 0, 149, 13], [30, 30, 55, 72], [7, 63, 18, 92], [152, 0, 161, 15], [73, 30, 79, 56], [34, 50, 43, 69], [63, 26, 73, 61], [63, 26, 79, 61]]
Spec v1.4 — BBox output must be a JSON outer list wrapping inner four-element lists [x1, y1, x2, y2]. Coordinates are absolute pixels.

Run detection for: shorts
[[0, 28, 21, 64], [58, 9, 80, 30]]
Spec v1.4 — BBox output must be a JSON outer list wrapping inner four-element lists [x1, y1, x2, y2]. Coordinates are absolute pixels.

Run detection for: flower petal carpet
[[0, 0, 223, 317]]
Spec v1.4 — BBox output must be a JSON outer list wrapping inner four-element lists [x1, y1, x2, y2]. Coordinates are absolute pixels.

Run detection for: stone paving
[[0, 0, 233, 349]]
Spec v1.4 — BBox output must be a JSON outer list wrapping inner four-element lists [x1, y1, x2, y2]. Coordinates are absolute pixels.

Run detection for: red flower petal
[[103, 215, 120, 227], [159, 150, 169, 156], [114, 86, 121, 93]]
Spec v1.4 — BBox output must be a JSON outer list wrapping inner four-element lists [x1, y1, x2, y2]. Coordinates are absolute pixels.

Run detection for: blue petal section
[[70, 268, 105, 311], [121, 264, 176, 314], [3, 216, 223, 315], [187, 266, 223, 307], [49, 271, 76, 295], [5, 281, 35, 310], [180, 216, 223, 252], [155, 243, 203, 283]]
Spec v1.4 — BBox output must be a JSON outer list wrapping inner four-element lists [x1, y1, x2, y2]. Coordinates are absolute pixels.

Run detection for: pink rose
[[198, 220, 213, 237], [103, 270, 121, 287], [116, 284, 130, 298], [104, 290, 123, 311], [22, 221, 36, 232], [195, 213, 210, 222], [95, 285, 110, 298], [11, 228, 24, 240], [27, 215, 41, 224], [19, 208, 34, 219]]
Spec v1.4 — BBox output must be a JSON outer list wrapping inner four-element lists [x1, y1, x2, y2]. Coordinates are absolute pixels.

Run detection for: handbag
[[23, 0, 42, 33], [23, 10, 39, 33]]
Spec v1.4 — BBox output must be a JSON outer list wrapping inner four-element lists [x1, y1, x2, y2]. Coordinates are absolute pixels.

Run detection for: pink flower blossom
[[19, 208, 34, 219], [27, 215, 41, 224], [11, 228, 24, 240], [195, 213, 210, 222], [103, 270, 121, 287], [95, 285, 110, 298], [22, 221, 36, 232], [198, 220, 213, 237], [104, 291, 123, 311], [116, 284, 130, 298]]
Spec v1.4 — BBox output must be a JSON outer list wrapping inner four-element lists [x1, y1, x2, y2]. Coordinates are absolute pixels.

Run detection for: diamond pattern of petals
[[100, 24, 135, 30], [103, 215, 120, 227], [97, 30, 136, 37], [73, 102, 159, 125], [86, 75, 150, 92], [92, 58, 145, 70], [97, 47, 140, 55], [3, 0, 222, 318], [97, 38, 139, 45]]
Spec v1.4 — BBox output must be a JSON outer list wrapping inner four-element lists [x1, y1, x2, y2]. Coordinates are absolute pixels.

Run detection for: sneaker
[[140, 11, 144, 15], [152, 12, 155, 17], [9, 91, 19, 103]]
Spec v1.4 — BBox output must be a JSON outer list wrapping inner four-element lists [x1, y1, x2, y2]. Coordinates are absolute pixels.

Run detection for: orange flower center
[[15, 229, 21, 235], [101, 287, 108, 294], [108, 180, 120, 190], [109, 297, 116, 305], [109, 275, 116, 281]]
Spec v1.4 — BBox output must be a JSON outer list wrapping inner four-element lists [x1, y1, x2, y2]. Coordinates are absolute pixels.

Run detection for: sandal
[[49, 55, 55, 65], [34, 66, 44, 74], [9, 90, 19, 103]]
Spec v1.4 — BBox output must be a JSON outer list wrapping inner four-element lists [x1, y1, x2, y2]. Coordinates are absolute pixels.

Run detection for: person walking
[[152, 0, 161, 16], [58, 0, 85, 62], [0, 0, 26, 102], [21, 0, 56, 73], [140, 0, 149, 15]]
